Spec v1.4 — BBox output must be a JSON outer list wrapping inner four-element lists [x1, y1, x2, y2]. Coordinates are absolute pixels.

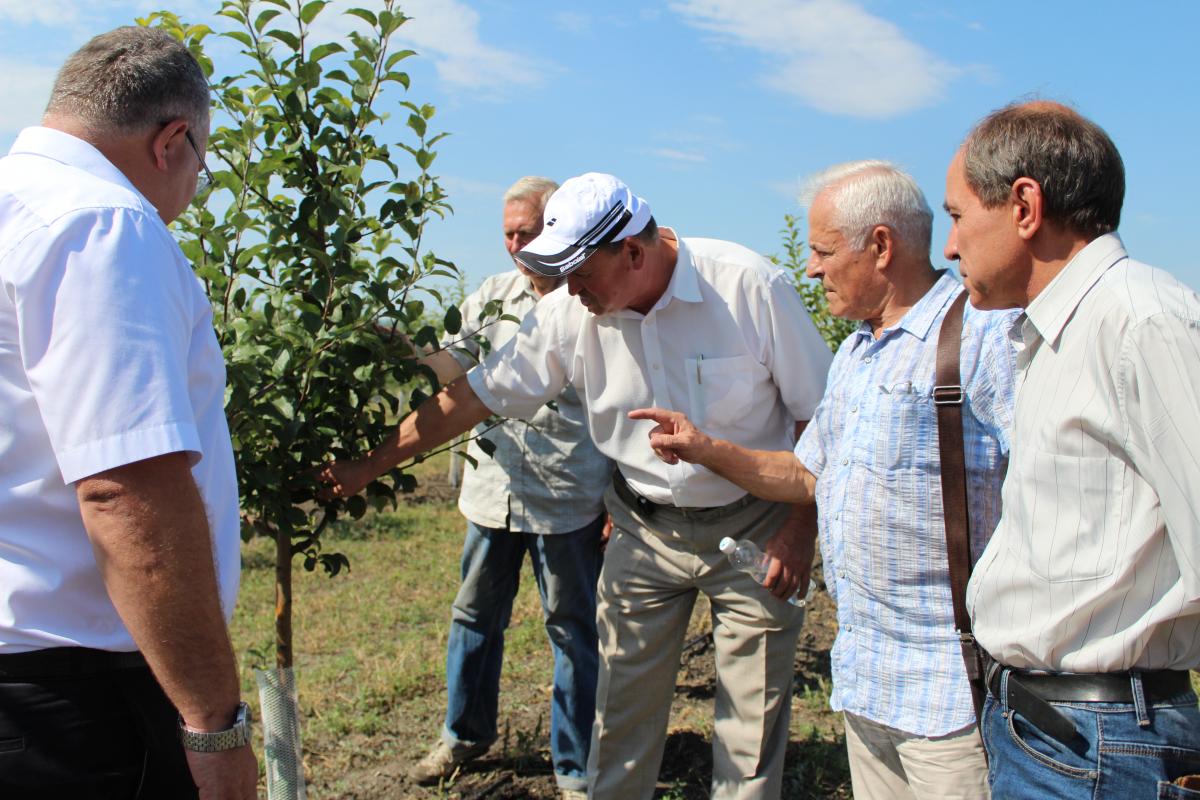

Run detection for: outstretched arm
[[318, 378, 492, 499], [627, 407, 817, 504]]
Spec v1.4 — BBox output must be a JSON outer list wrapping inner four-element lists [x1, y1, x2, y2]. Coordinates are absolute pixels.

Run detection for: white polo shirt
[[0, 127, 240, 654], [469, 229, 832, 508]]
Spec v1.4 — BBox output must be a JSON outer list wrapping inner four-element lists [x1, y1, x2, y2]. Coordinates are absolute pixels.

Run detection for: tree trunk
[[275, 528, 293, 669]]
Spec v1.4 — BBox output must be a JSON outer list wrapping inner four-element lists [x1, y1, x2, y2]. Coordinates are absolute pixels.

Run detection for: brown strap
[[935, 289, 988, 730]]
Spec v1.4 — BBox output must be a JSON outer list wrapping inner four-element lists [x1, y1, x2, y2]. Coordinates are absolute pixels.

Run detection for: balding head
[[961, 100, 1124, 239]]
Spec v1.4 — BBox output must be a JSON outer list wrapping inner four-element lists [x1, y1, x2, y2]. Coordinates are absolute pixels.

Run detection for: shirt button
[[850, 405, 858, 413], [842, 458, 849, 465], [864, 356, 872, 363], [845, 625, 853, 632], [652, 363, 661, 370]]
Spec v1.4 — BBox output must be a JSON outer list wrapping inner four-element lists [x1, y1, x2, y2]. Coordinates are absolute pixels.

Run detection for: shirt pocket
[[1017, 450, 1122, 583], [686, 355, 766, 429], [871, 388, 934, 471]]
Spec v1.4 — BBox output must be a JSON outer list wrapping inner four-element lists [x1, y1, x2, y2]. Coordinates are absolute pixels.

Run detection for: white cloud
[[554, 11, 591, 35], [305, 0, 545, 97], [390, 0, 543, 93], [0, 59, 58, 137], [647, 147, 708, 163], [670, 0, 956, 118], [440, 175, 507, 199], [0, 0, 81, 25]]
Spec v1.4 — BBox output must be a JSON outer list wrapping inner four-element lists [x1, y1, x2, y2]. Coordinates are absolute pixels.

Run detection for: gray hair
[[799, 160, 933, 255], [962, 100, 1124, 238], [45, 26, 210, 136], [503, 176, 559, 213]]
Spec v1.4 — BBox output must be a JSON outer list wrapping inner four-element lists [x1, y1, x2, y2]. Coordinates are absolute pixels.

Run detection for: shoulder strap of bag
[[934, 289, 988, 730]]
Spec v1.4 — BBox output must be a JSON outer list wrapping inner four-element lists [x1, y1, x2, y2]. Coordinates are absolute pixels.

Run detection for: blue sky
[[3, 0, 1198, 294]]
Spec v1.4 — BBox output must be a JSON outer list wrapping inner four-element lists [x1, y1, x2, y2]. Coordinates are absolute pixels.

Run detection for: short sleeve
[[11, 208, 202, 483], [467, 294, 572, 421], [760, 273, 832, 421], [793, 405, 828, 477], [1121, 310, 1200, 601]]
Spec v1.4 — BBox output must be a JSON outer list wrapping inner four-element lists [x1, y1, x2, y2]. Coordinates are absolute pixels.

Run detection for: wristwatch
[[178, 702, 252, 752]]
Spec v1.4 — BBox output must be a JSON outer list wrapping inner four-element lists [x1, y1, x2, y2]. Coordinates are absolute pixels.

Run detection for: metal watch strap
[[178, 702, 252, 752]]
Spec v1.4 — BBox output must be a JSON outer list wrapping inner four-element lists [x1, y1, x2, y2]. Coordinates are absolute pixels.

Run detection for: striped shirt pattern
[[795, 272, 1019, 735], [968, 234, 1200, 672]]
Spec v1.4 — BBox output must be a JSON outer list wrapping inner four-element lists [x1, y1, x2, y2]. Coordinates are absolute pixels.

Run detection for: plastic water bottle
[[719, 536, 814, 608]]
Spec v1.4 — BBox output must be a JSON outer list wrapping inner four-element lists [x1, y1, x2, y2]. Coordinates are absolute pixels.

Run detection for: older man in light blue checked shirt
[[631, 161, 1018, 800]]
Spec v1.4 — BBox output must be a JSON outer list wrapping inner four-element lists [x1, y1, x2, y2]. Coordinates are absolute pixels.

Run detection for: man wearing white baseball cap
[[319, 172, 833, 799]]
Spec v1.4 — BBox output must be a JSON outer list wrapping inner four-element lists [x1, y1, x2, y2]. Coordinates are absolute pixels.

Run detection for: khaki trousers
[[588, 485, 805, 800], [843, 712, 989, 800]]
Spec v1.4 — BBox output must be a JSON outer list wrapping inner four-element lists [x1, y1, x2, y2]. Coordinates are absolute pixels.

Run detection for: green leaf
[[443, 304, 461, 335], [385, 49, 415, 70], [299, 0, 328, 25], [343, 7, 377, 26], [477, 437, 497, 458], [407, 113, 426, 138], [224, 30, 255, 48], [266, 28, 301, 51], [309, 41, 345, 62], [254, 8, 282, 33]]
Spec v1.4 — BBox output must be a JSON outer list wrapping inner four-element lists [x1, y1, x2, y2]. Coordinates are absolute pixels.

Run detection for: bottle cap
[[718, 537, 736, 554]]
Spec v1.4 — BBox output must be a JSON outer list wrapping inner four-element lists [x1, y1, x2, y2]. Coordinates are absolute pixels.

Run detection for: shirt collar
[[853, 270, 961, 346], [10, 126, 149, 202], [1024, 233, 1127, 347], [650, 227, 703, 311]]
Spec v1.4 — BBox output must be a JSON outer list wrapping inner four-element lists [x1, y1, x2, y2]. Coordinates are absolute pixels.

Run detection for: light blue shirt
[[794, 272, 1018, 736]]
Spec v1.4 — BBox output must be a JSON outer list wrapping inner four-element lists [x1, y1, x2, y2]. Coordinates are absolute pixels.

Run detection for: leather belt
[[0, 646, 147, 680], [983, 654, 1194, 747], [611, 470, 756, 520]]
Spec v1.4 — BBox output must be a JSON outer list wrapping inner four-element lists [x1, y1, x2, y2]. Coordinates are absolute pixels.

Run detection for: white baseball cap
[[514, 172, 652, 277]]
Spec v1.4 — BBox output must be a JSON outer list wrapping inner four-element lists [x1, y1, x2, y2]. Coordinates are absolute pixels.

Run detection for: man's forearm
[[702, 439, 817, 504], [365, 377, 492, 476], [76, 452, 241, 731]]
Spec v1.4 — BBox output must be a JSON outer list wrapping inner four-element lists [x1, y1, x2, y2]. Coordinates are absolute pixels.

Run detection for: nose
[[944, 227, 959, 262], [505, 234, 522, 255], [566, 274, 582, 296], [805, 257, 823, 280]]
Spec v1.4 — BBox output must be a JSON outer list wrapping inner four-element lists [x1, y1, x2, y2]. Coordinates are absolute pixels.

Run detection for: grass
[[228, 452, 854, 798], [230, 454, 557, 790]]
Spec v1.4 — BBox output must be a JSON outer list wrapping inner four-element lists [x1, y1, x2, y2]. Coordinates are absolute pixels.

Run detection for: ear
[[150, 118, 190, 173], [870, 225, 894, 270], [1010, 177, 1044, 241], [624, 236, 645, 270]]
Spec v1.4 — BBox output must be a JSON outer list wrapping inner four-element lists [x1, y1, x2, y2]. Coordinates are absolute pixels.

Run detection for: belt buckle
[[635, 494, 657, 516]]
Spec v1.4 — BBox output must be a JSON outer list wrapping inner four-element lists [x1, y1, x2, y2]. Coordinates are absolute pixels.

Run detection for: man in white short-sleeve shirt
[[0, 27, 255, 798], [943, 100, 1200, 797], [319, 173, 832, 799]]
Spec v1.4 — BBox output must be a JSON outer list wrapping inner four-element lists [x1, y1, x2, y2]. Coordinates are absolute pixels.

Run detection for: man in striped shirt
[[944, 101, 1200, 798], [632, 160, 1017, 799]]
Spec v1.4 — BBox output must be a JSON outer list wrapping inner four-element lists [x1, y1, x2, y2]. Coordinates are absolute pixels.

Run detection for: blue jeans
[[442, 515, 604, 792], [982, 671, 1200, 799]]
